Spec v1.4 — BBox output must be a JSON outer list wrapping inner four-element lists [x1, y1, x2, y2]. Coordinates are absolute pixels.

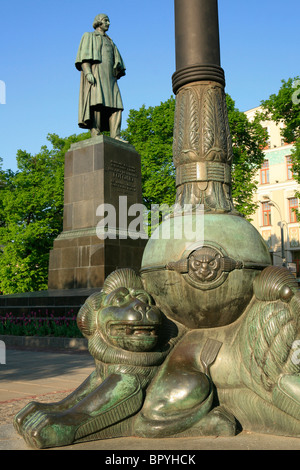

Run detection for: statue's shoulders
[[78, 31, 104, 49], [80, 32, 113, 44], [81, 31, 95, 40]]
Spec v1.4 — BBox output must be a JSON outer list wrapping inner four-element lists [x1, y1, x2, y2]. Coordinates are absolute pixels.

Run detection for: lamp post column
[[173, 0, 224, 93], [172, 0, 237, 215]]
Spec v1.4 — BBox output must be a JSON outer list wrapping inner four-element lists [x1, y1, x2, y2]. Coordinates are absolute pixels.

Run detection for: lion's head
[[77, 269, 178, 359], [97, 286, 162, 352]]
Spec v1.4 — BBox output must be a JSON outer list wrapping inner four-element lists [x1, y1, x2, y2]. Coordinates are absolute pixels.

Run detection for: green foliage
[[261, 77, 300, 174], [261, 77, 300, 143], [291, 138, 300, 180], [0, 132, 90, 294]]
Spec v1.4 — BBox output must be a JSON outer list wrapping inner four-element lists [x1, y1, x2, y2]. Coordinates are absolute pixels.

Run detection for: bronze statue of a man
[[75, 14, 126, 140]]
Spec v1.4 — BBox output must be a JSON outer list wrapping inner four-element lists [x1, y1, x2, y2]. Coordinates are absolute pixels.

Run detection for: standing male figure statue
[[75, 14, 126, 140]]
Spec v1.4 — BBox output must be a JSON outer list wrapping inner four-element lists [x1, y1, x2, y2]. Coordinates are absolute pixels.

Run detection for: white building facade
[[245, 106, 300, 281]]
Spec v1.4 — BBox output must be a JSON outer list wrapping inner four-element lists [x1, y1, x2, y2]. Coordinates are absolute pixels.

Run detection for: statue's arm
[[75, 32, 99, 84], [81, 61, 95, 85], [113, 44, 126, 79]]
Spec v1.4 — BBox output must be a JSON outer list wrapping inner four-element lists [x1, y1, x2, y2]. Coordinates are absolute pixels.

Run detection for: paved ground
[[0, 348, 93, 405], [1, 347, 300, 451]]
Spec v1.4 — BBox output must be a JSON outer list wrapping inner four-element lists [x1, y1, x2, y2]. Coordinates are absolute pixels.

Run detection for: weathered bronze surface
[[173, 81, 236, 213], [14, 267, 300, 447], [172, 0, 235, 213], [172, 0, 225, 93], [14, 269, 187, 448], [15, 0, 300, 448], [139, 0, 300, 439], [136, 267, 300, 439], [141, 213, 271, 328], [75, 14, 126, 140]]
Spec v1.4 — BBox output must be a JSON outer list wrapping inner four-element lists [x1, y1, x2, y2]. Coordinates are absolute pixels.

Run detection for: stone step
[[0, 288, 100, 316]]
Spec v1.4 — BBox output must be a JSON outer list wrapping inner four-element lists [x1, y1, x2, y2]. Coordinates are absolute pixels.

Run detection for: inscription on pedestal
[[107, 160, 138, 194]]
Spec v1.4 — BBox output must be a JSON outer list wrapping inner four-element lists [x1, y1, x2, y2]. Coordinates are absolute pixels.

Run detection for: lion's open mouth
[[109, 324, 158, 338]]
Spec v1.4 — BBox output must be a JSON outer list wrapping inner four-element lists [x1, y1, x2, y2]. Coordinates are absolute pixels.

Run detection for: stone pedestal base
[[48, 229, 146, 290], [48, 136, 146, 290]]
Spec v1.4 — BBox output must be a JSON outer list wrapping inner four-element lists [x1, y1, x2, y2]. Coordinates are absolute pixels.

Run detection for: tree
[[261, 76, 300, 217], [123, 95, 267, 220], [0, 158, 7, 228], [261, 77, 300, 144], [0, 132, 90, 294]]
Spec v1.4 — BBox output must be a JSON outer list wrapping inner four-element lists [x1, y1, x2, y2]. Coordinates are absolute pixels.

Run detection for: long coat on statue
[[75, 31, 126, 132]]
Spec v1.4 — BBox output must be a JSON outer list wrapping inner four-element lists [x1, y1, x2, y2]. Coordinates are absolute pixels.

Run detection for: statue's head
[[77, 269, 163, 353], [93, 14, 110, 30]]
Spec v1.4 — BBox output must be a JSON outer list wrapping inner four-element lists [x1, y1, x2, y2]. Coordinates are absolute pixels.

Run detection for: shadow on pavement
[[0, 349, 94, 382]]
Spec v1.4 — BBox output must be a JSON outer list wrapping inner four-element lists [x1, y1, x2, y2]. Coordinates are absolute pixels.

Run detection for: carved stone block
[[48, 136, 146, 290]]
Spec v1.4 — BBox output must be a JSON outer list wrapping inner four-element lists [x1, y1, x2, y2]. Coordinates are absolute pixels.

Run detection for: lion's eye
[[209, 259, 218, 268], [134, 293, 149, 304], [112, 295, 126, 306], [105, 288, 130, 306]]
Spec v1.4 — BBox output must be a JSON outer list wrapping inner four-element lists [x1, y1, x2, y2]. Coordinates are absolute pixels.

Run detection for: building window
[[289, 198, 298, 223], [260, 160, 270, 184], [263, 127, 271, 149], [262, 202, 272, 226], [286, 155, 294, 180]]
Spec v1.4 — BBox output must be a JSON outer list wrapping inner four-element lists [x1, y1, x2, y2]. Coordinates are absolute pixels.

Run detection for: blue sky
[[0, 0, 299, 172]]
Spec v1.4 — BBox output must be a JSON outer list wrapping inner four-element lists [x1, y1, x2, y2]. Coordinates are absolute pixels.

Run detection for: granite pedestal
[[48, 136, 146, 290]]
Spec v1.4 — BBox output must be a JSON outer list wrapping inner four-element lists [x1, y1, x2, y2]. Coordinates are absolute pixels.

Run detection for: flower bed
[[0, 311, 83, 338]]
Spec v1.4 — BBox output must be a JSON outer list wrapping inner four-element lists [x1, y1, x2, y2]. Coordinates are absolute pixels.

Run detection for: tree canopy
[[0, 132, 90, 294], [261, 77, 300, 144], [0, 93, 267, 294]]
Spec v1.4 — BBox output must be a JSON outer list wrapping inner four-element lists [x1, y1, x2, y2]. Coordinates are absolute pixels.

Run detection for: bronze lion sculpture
[[14, 266, 300, 448]]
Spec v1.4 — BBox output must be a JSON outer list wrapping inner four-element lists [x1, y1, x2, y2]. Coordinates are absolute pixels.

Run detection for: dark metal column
[[172, 0, 225, 94], [172, 0, 236, 214]]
